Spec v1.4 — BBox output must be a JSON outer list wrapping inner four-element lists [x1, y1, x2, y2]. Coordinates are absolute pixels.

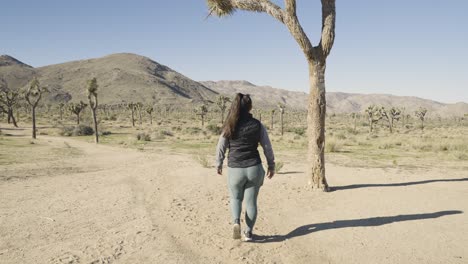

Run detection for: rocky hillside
[[202, 81, 468, 117], [1, 53, 466, 117], [0, 53, 218, 104]]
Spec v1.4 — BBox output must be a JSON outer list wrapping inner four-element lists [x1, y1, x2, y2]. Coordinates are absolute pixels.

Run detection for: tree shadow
[[253, 210, 462, 243], [331, 178, 468, 192]]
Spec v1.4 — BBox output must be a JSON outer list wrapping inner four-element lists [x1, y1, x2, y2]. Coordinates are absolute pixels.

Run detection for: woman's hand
[[217, 167, 223, 175], [266, 169, 275, 179]]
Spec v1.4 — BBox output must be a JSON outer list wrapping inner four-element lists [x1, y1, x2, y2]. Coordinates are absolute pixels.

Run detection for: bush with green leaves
[[136, 132, 151, 141], [206, 123, 222, 135], [60, 125, 94, 136]]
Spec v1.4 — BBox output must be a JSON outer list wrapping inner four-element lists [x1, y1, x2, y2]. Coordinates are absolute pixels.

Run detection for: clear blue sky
[[2, 0, 467, 103]]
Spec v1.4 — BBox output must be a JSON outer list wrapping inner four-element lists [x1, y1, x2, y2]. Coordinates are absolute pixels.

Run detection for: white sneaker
[[233, 223, 241, 239], [243, 231, 253, 242]]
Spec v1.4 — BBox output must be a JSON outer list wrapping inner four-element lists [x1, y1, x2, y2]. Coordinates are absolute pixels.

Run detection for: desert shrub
[[346, 127, 358, 135], [196, 155, 210, 168], [100, 131, 112, 136], [325, 139, 342, 153], [136, 132, 151, 141], [59, 126, 75, 136], [288, 127, 306, 136], [275, 162, 284, 174], [335, 132, 346, 140], [454, 152, 468, 160], [206, 123, 222, 135], [160, 130, 174, 137], [186, 127, 201, 135], [74, 125, 94, 136]]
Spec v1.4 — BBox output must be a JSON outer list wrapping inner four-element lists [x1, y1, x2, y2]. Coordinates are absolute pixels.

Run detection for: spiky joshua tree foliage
[[25, 78, 48, 139], [87, 77, 99, 143], [0, 78, 20, 127], [145, 104, 154, 125], [68, 101, 87, 125], [216, 95, 230, 124], [196, 104, 208, 127], [365, 105, 382, 134], [206, 0, 336, 191], [415, 107, 428, 131], [380, 107, 401, 133]]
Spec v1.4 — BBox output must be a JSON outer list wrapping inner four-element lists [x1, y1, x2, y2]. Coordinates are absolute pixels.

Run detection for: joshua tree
[[69, 101, 87, 125], [365, 105, 382, 133], [25, 78, 48, 139], [126, 103, 137, 127], [145, 104, 154, 125], [216, 95, 230, 124], [135, 102, 144, 125], [351, 113, 359, 133], [196, 104, 208, 127], [270, 109, 276, 130], [0, 78, 19, 127], [58, 102, 65, 120], [278, 104, 286, 136], [87, 78, 99, 143], [380, 107, 401, 133], [415, 107, 427, 131], [206, 0, 336, 190]]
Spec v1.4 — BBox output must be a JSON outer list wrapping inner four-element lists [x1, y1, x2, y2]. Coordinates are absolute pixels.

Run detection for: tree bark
[[77, 113, 80, 125], [131, 109, 135, 127], [92, 109, 99, 143], [280, 111, 284, 136], [307, 61, 328, 191], [8, 109, 18, 127], [32, 107, 37, 139]]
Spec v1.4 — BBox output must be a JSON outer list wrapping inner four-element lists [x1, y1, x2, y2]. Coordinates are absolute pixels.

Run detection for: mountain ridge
[[1, 53, 466, 117]]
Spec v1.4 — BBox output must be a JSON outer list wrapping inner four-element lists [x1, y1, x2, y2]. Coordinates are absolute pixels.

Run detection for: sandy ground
[[0, 128, 467, 264]]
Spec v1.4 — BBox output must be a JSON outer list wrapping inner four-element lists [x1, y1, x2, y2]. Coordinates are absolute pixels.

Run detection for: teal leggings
[[227, 164, 265, 232]]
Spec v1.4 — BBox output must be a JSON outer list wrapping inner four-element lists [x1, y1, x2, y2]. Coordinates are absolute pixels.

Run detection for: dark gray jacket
[[215, 114, 275, 170]]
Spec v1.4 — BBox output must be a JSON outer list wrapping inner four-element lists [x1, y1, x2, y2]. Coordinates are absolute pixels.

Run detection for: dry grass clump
[[325, 139, 342, 153], [136, 132, 151, 141]]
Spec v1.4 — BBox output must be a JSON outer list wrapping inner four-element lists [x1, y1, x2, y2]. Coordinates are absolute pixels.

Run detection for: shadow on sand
[[253, 210, 462, 243], [331, 178, 468, 192]]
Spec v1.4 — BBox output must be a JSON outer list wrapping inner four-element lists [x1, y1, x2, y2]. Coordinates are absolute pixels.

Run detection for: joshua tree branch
[[318, 0, 336, 59]]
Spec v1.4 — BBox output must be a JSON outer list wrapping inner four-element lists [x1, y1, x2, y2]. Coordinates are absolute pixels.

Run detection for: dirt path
[[0, 131, 467, 263]]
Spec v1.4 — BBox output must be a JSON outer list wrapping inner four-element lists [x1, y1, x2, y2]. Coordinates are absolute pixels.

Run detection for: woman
[[215, 93, 275, 242]]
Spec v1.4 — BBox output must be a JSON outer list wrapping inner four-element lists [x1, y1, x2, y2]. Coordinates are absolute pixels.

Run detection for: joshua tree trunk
[[307, 62, 328, 190], [76, 113, 80, 125], [271, 112, 274, 129], [280, 111, 284, 136], [259, 113, 262, 122], [389, 119, 393, 133], [8, 109, 18, 127], [353, 115, 357, 132], [32, 107, 37, 139], [91, 108, 99, 143], [131, 109, 135, 127], [149, 112, 153, 125]]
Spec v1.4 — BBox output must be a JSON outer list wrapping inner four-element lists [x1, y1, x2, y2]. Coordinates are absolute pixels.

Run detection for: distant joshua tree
[[351, 113, 359, 133], [380, 107, 401, 133], [126, 103, 137, 127], [270, 109, 276, 130], [145, 104, 154, 125], [87, 78, 99, 143], [278, 104, 286, 136], [69, 101, 87, 125], [196, 104, 208, 127], [206, 0, 336, 191], [25, 78, 48, 139], [58, 102, 65, 120], [0, 78, 19, 127], [135, 102, 144, 125], [365, 105, 382, 133], [415, 107, 428, 131], [216, 95, 230, 124]]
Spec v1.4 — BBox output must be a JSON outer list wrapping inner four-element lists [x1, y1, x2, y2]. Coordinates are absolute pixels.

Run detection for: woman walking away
[[215, 93, 275, 242]]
